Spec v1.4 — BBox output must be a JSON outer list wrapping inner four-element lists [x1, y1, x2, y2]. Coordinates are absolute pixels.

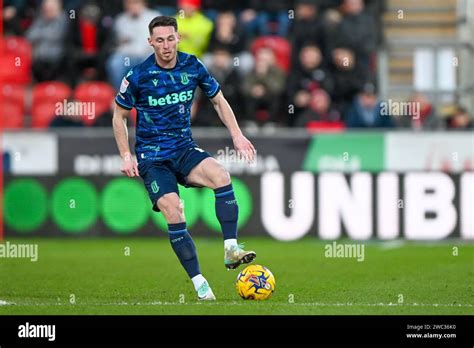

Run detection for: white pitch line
[[377, 241, 406, 250], [0, 301, 472, 308], [293, 302, 474, 308]]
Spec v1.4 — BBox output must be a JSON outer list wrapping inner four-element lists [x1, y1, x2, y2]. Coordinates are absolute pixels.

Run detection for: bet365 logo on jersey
[[148, 90, 194, 106]]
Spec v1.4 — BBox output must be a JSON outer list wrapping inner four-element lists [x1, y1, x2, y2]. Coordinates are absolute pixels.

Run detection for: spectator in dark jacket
[[239, 0, 293, 42], [289, 0, 325, 70], [204, 10, 253, 75], [323, 0, 376, 70], [242, 47, 286, 125], [288, 43, 334, 125], [329, 47, 366, 112], [195, 47, 243, 126], [345, 82, 394, 128], [67, 1, 112, 85], [3, 0, 27, 35]]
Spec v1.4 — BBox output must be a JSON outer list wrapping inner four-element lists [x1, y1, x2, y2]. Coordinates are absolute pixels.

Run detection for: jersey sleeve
[[196, 58, 221, 98], [115, 69, 137, 110]]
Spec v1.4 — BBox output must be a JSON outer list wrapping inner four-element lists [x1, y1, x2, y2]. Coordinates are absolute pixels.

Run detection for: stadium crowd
[[1, 0, 472, 130]]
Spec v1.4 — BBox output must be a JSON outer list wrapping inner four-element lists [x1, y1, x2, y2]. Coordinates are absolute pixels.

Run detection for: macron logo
[[18, 322, 56, 342]]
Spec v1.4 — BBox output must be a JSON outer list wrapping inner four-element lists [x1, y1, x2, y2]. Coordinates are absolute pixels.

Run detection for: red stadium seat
[[74, 81, 115, 125], [1, 84, 26, 114], [31, 102, 59, 128], [0, 36, 32, 84], [74, 81, 115, 104], [2, 102, 24, 129], [306, 121, 346, 132], [251, 36, 291, 73], [32, 81, 72, 105]]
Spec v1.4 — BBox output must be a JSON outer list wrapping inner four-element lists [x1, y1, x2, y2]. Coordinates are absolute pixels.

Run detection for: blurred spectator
[[329, 47, 366, 112], [152, 0, 178, 17], [323, 0, 376, 71], [68, 1, 111, 85], [288, 43, 334, 125], [294, 88, 341, 127], [318, 0, 344, 11], [4, 0, 27, 35], [196, 46, 243, 126], [365, 0, 387, 46], [240, 0, 292, 41], [106, 0, 160, 89], [289, 0, 325, 70], [175, 0, 213, 58], [95, 0, 126, 18], [201, 0, 241, 12], [242, 47, 285, 125], [345, 82, 393, 128], [205, 10, 253, 75], [208, 11, 244, 54], [395, 93, 441, 130], [446, 106, 473, 129], [26, 0, 69, 82]]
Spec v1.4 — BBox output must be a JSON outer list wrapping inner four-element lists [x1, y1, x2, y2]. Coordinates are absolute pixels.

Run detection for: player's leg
[[185, 156, 256, 269], [156, 193, 215, 300], [140, 162, 215, 300]]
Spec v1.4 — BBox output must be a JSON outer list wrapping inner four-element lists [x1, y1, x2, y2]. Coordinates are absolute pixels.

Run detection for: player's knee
[[211, 168, 231, 189], [157, 193, 184, 223]]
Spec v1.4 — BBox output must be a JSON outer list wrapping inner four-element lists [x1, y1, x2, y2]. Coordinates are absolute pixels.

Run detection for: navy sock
[[214, 183, 238, 240], [168, 223, 200, 279]]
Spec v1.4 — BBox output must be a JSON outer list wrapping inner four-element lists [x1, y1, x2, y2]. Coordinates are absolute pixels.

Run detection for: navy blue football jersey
[[115, 52, 220, 161]]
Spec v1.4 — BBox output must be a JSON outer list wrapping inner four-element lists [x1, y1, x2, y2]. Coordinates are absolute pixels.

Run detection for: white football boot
[[197, 281, 216, 301], [224, 243, 256, 270]]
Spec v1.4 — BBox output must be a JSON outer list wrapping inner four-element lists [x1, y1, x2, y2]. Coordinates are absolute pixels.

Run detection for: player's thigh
[[140, 162, 179, 212], [185, 157, 230, 189]]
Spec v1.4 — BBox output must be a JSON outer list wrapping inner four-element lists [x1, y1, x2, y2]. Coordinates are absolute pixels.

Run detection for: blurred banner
[[3, 131, 473, 240]]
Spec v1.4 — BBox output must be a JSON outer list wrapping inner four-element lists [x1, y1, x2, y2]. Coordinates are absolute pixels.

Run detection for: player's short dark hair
[[148, 16, 178, 35]]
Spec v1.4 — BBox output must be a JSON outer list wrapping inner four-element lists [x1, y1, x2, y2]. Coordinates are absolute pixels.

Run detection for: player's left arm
[[210, 90, 256, 162]]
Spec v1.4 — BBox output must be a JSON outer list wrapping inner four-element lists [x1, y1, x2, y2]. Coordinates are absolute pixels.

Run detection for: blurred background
[[1, 0, 473, 240]]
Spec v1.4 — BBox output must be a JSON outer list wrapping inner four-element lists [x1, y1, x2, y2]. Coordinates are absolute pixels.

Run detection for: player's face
[[148, 26, 180, 64]]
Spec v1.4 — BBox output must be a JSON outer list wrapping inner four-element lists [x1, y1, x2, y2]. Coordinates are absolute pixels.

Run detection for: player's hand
[[233, 134, 256, 164], [121, 153, 139, 177]]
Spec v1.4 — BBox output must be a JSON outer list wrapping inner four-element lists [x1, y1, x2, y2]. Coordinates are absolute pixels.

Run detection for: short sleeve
[[197, 58, 220, 98], [115, 69, 137, 110]]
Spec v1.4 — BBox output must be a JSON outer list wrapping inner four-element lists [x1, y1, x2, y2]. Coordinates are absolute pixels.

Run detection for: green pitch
[[0, 237, 472, 315]]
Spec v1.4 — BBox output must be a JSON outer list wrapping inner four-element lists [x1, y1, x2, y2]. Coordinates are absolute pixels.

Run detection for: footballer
[[112, 16, 257, 300]]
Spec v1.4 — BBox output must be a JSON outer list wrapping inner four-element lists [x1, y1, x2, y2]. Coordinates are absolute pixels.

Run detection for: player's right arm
[[113, 70, 139, 177], [113, 103, 139, 177]]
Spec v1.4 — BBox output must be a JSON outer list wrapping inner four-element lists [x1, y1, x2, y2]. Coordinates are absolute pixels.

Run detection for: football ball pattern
[[236, 264, 276, 300]]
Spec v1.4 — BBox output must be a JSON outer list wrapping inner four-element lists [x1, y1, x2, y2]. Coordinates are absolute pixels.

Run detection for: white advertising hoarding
[[386, 132, 474, 172], [3, 132, 58, 175]]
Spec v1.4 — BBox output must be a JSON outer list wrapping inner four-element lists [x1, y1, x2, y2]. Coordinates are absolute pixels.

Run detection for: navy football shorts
[[138, 146, 212, 212]]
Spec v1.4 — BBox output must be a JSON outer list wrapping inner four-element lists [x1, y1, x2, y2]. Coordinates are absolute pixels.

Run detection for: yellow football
[[236, 264, 276, 300]]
